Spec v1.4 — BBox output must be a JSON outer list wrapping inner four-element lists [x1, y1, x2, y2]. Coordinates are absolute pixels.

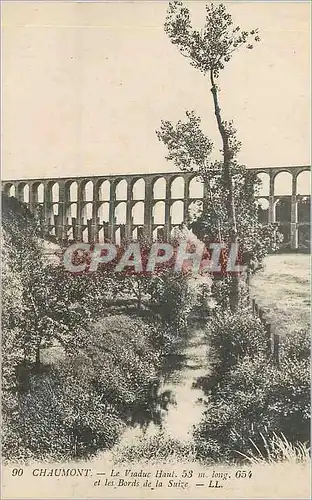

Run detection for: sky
[[2, 1, 311, 181]]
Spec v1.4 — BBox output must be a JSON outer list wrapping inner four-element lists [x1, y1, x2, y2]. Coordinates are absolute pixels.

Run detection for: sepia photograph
[[1, 1, 311, 498]]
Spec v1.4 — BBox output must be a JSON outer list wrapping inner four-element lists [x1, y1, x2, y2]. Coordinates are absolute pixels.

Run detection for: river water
[[100, 323, 210, 462]]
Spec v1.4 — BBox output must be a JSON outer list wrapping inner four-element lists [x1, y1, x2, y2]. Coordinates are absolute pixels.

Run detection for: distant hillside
[[2, 193, 39, 239]]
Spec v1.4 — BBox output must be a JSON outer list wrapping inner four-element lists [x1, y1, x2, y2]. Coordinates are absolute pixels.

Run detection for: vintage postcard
[[1, 1, 311, 499]]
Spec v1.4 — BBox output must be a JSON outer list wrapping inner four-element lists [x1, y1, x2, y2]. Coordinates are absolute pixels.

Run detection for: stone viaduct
[[2, 165, 310, 249]]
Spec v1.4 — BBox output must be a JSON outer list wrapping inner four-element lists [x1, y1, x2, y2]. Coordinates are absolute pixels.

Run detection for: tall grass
[[235, 431, 310, 464]]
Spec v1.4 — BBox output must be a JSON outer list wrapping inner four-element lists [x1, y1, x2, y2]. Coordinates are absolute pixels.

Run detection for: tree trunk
[[35, 340, 41, 370], [136, 283, 142, 310], [210, 70, 239, 311], [137, 295, 142, 311], [204, 171, 222, 243]]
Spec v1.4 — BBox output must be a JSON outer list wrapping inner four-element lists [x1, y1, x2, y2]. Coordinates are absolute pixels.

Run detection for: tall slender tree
[[157, 1, 262, 310]]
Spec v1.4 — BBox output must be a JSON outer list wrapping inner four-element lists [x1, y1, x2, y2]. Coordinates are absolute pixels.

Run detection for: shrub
[[194, 353, 310, 462], [2, 315, 170, 462], [194, 316, 310, 462], [149, 271, 197, 335], [2, 368, 124, 463], [210, 277, 232, 310], [112, 432, 197, 464], [203, 312, 268, 392], [280, 329, 310, 362]]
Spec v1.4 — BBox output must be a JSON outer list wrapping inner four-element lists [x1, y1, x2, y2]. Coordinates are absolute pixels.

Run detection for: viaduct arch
[[2, 165, 310, 250]]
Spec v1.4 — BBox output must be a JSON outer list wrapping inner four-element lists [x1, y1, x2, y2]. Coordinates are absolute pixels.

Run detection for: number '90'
[[11, 468, 24, 477]]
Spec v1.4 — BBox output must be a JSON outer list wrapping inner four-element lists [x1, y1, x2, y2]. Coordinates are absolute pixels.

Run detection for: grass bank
[[249, 254, 310, 336]]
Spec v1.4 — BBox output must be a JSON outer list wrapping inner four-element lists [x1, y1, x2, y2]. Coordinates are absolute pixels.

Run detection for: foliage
[[147, 269, 196, 334], [2, 195, 90, 372], [2, 367, 124, 462], [86, 234, 202, 332], [194, 313, 310, 462], [203, 312, 268, 390], [1, 196, 45, 405], [157, 2, 280, 310], [157, 114, 280, 274], [164, 2, 260, 78], [2, 194, 130, 394], [1, 234, 27, 393], [112, 432, 197, 464], [157, 110, 213, 170], [81, 316, 160, 416], [162, 1, 258, 225], [2, 195, 188, 461], [2, 314, 170, 462], [195, 353, 310, 461], [280, 329, 310, 362]]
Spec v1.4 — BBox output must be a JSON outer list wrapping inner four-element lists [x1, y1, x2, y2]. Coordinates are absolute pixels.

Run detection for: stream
[[101, 322, 210, 461]]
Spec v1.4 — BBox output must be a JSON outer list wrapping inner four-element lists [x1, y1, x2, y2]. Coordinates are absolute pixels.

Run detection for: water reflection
[[128, 379, 176, 432]]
